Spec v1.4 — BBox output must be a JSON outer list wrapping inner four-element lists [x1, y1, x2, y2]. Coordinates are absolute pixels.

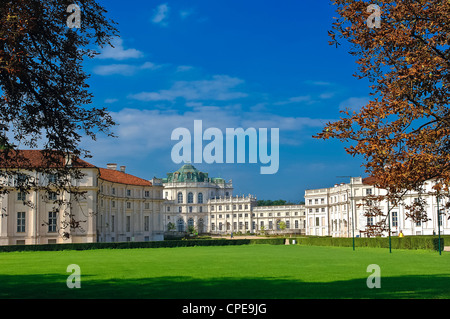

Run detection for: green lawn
[[0, 244, 449, 299]]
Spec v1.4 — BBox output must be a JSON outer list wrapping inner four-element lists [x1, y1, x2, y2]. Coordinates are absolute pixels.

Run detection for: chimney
[[120, 165, 126, 173], [107, 163, 117, 170]]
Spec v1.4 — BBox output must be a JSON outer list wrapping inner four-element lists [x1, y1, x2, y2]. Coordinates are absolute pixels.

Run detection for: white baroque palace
[[162, 164, 305, 236], [3, 150, 445, 246], [0, 151, 304, 246], [304, 177, 450, 237]]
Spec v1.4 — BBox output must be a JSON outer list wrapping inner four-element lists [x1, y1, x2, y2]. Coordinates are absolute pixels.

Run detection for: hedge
[[288, 235, 445, 251], [0, 237, 285, 253]]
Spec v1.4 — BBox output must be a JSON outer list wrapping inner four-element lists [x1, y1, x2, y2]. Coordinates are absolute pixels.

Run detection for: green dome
[[165, 164, 209, 183]]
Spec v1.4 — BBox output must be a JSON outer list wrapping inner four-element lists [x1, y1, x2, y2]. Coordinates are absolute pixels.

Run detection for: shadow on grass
[[0, 273, 449, 299]]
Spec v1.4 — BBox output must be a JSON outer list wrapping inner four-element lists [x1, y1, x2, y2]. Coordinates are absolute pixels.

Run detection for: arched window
[[198, 193, 203, 204], [198, 218, 204, 233], [188, 218, 194, 228], [188, 192, 193, 204], [177, 218, 184, 232], [177, 192, 183, 204]]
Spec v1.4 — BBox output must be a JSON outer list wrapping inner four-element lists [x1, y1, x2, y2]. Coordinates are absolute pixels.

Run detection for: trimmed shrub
[[290, 236, 444, 251], [0, 237, 285, 253]]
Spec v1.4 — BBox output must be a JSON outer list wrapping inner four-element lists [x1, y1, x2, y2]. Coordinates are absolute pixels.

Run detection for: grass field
[[0, 244, 449, 299]]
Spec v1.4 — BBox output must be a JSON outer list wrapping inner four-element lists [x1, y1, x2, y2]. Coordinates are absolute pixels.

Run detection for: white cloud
[[179, 9, 194, 19], [304, 80, 333, 86], [176, 65, 194, 72], [93, 61, 161, 76], [339, 97, 370, 112], [129, 75, 248, 102], [104, 98, 118, 104], [152, 3, 170, 26], [97, 38, 143, 60], [274, 95, 312, 105], [82, 105, 333, 163]]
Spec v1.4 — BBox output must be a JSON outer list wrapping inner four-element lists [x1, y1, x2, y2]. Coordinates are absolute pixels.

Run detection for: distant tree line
[[256, 199, 304, 206]]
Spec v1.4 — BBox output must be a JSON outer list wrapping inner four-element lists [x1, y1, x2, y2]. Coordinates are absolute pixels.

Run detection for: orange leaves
[[316, 0, 450, 198]]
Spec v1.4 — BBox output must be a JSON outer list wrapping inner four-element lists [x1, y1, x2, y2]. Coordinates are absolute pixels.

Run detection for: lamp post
[[337, 176, 355, 251], [437, 194, 441, 255], [387, 199, 391, 253]]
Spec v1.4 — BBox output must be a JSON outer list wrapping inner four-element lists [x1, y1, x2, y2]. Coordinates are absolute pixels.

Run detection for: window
[[112, 200, 115, 208], [239, 222, 243, 230], [365, 188, 372, 195], [111, 215, 115, 232], [321, 198, 325, 204], [126, 202, 131, 209], [315, 217, 320, 226], [286, 220, 290, 229], [367, 216, 374, 226], [145, 203, 150, 209], [127, 189, 131, 197], [199, 206, 202, 213], [17, 192, 26, 201], [198, 193, 203, 204], [189, 206, 192, 213], [112, 187, 116, 195], [178, 207, 182, 213], [48, 212, 57, 232], [145, 191, 150, 197], [126, 216, 131, 232], [308, 199, 312, 205], [17, 212, 26, 232], [188, 192, 193, 204], [167, 206, 170, 212], [295, 220, 299, 229], [315, 199, 318, 204], [48, 174, 57, 184], [177, 192, 183, 204], [392, 212, 398, 227], [268, 221, 273, 230], [48, 192, 57, 201], [144, 216, 150, 231]]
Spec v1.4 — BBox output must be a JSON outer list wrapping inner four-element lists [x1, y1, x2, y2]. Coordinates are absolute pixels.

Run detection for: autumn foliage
[[315, 0, 450, 231]]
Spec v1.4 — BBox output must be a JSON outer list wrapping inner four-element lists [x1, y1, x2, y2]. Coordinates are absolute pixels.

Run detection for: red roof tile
[[99, 168, 152, 186], [362, 176, 377, 185], [0, 150, 96, 168]]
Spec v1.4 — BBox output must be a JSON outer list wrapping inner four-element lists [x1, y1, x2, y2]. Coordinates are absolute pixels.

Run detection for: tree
[[315, 0, 450, 231], [0, 0, 118, 238]]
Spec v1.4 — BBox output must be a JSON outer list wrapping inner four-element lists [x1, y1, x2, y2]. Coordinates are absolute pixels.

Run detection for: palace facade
[[304, 177, 449, 237], [161, 164, 305, 236], [0, 152, 304, 246], [2, 150, 446, 246]]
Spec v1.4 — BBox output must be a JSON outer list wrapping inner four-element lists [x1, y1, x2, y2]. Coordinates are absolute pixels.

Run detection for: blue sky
[[82, 0, 373, 202]]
